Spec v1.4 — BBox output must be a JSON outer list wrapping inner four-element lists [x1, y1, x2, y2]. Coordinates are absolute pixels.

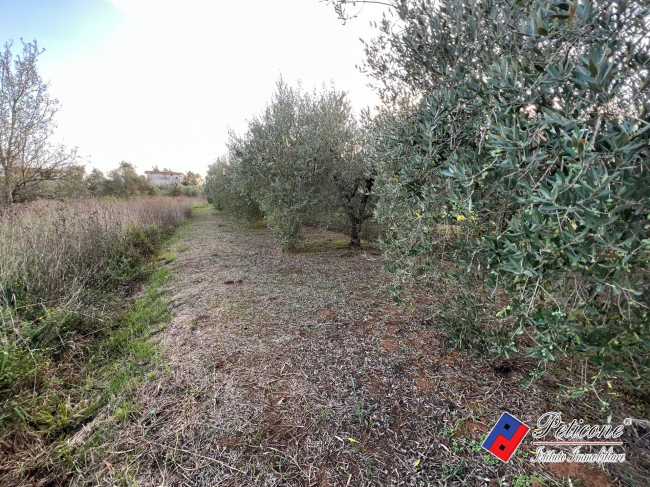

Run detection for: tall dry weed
[[0, 197, 194, 405], [0, 197, 193, 308]]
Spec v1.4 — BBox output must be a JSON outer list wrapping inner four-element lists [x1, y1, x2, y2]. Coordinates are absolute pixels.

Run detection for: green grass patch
[[56, 265, 172, 474], [249, 220, 268, 229], [192, 203, 217, 215]]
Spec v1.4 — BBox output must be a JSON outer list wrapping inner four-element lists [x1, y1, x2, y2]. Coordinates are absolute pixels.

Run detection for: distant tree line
[[2, 160, 203, 202], [1, 39, 203, 205]]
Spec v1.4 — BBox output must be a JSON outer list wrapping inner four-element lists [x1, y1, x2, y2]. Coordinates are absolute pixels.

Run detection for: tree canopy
[[206, 80, 375, 249], [329, 0, 650, 396]]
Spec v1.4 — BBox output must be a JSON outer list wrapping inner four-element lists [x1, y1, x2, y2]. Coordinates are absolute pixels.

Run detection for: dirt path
[[77, 207, 633, 486]]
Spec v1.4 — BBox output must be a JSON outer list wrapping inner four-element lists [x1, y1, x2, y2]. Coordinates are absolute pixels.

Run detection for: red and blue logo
[[482, 412, 530, 462]]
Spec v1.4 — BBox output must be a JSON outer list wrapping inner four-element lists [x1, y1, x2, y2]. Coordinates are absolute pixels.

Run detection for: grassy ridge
[[0, 198, 197, 485]]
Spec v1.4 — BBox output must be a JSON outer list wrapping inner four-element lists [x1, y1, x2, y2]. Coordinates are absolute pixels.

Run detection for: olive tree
[[228, 81, 315, 249], [331, 0, 650, 394], [0, 40, 76, 206], [220, 80, 375, 250], [181, 171, 203, 187], [205, 155, 262, 221], [86, 168, 107, 197], [304, 89, 375, 247]]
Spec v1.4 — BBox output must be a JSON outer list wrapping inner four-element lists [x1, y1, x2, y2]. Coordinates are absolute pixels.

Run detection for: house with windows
[[145, 170, 183, 187]]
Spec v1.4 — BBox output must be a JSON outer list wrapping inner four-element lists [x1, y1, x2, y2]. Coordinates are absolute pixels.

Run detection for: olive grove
[[326, 0, 649, 396]]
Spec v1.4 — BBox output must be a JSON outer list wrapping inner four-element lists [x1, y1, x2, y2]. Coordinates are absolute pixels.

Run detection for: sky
[[0, 0, 384, 177]]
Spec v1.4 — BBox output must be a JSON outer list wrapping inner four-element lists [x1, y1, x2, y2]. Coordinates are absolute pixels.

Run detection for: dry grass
[[0, 197, 196, 307], [70, 207, 649, 486], [0, 197, 199, 486]]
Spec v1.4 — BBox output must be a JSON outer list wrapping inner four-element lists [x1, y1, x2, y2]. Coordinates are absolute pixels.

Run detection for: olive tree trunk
[[343, 176, 374, 248]]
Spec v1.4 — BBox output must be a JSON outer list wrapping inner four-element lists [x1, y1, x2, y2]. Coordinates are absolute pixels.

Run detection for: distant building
[[145, 170, 183, 187]]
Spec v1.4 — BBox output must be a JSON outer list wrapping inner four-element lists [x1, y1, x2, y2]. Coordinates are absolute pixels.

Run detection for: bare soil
[[75, 208, 649, 486]]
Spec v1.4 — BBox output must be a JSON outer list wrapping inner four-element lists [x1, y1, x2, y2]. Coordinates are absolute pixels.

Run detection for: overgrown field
[[0, 197, 197, 483]]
